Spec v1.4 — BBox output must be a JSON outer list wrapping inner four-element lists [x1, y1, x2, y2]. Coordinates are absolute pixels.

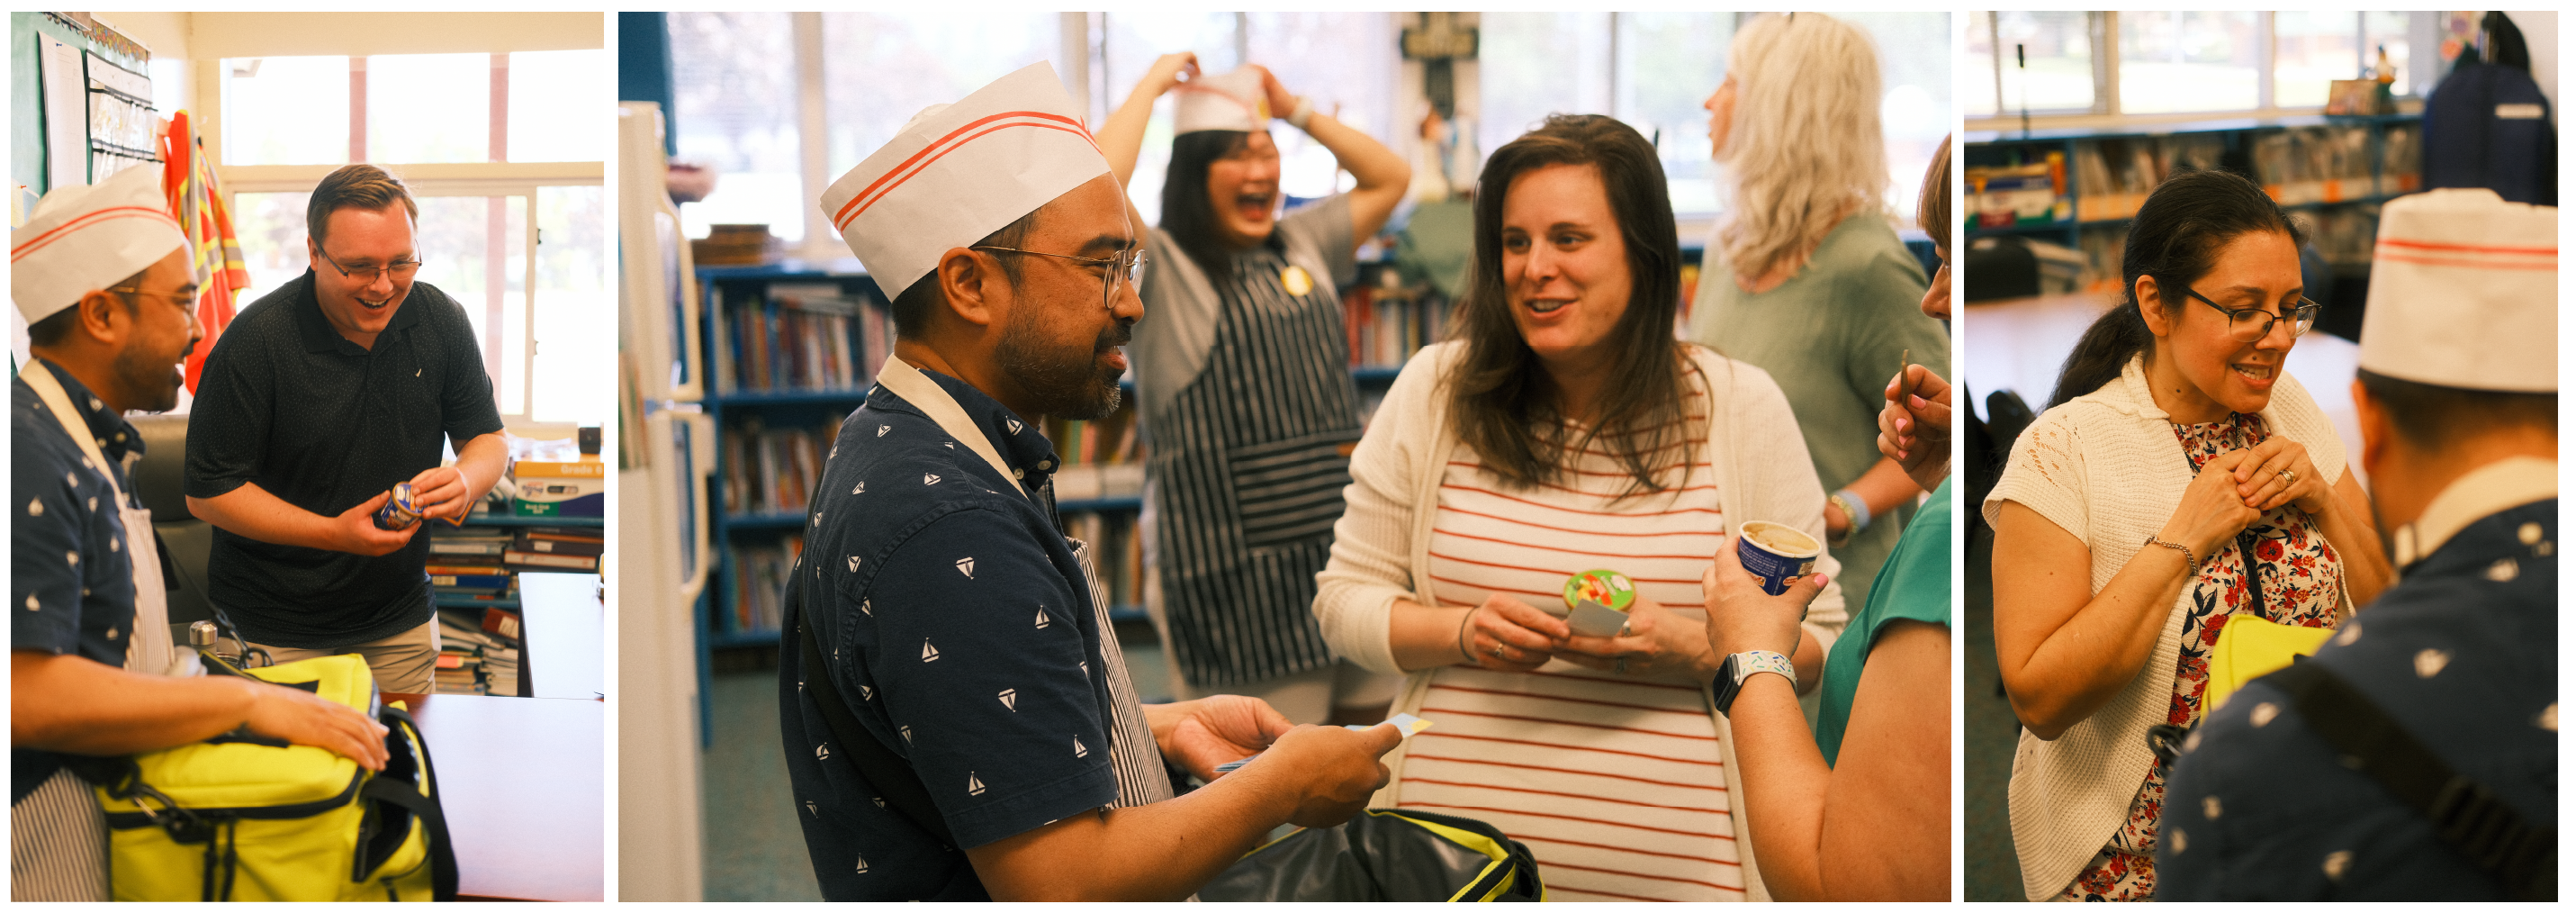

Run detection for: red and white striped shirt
[[1408, 402, 1745, 902]]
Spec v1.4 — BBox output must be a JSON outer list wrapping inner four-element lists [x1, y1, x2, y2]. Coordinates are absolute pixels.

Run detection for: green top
[[1814, 479, 1952, 766], [1689, 212, 1948, 605]]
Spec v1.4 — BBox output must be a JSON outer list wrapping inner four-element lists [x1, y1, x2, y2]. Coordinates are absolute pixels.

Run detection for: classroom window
[[1841, 13, 1954, 230], [2118, 11, 2262, 115], [1477, 13, 1614, 176], [667, 12, 803, 242], [1613, 14, 1732, 217], [1247, 12, 1397, 203], [1103, 11, 1244, 226], [1970, 12, 2098, 119], [221, 56, 350, 165], [816, 11, 1063, 241], [509, 50, 612, 163], [367, 54, 491, 164]]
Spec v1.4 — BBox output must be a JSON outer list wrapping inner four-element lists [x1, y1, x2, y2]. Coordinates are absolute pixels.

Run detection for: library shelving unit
[[1965, 112, 2424, 315]]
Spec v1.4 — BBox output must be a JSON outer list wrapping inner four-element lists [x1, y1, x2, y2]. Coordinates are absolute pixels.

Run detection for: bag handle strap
[[789, 576, 960, 849], [366, 708, 459, 900], [2259, 659, 2556, 899]]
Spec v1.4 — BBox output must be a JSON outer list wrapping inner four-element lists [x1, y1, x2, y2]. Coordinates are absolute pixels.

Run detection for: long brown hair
[[1446, 114, 1698, 501]]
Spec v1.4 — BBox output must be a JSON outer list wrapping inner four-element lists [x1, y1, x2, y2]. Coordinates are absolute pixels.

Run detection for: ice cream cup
[[1735, 520, 1821, 596]]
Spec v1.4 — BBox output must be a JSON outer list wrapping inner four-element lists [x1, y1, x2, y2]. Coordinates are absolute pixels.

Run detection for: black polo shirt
[[779, 366, 1172, 900], [12, 358, 145, 802], [183, 270, 505, 648]]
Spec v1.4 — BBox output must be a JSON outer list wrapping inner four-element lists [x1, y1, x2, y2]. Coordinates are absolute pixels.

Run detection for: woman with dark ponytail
[[1980, 168, 2394, 900]]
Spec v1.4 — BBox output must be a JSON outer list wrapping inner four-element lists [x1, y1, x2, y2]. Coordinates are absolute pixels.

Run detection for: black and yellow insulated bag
[[69, 653, 458, 901], [1198, 809, 1545, 901]]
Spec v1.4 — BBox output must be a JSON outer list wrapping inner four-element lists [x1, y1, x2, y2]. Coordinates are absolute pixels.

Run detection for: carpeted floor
[[1965, 526, 2022, 901], [697, 631, 1176, 900]]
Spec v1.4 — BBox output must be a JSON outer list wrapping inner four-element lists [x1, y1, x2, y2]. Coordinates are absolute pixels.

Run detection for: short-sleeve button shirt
[[12, 358, 145, 800], [182, 270, 505, 648], [2159, 501, 2556, 900], [779, 366, 1172, 900]]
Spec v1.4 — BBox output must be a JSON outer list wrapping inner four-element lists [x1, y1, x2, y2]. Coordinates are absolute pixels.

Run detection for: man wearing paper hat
[[175, 164, 509, 697], [784, 61, 1400, 901], [1098, 56, 1411, 728], [2160, 188, 2557, 900], [11, 165, 390, 900]]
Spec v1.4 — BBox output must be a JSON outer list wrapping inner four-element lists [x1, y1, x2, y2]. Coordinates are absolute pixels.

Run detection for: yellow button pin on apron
[[1281, 265, 1313, 297]]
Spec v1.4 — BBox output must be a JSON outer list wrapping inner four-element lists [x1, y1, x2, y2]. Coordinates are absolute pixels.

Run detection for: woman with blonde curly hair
[[1690, 13, 1950, 619]]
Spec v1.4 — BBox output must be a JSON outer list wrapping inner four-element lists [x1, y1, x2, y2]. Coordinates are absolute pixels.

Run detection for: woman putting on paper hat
[[1098, 56, 1410, 726]]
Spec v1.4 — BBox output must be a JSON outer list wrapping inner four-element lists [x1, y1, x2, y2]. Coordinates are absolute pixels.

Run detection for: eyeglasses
[[315, 242, 423, 286], [2184, 285, 2319, 343], [970, 246, 1145, 310], [106, 285, 202, 306]]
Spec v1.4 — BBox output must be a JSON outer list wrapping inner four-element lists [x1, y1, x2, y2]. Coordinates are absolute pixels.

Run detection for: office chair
[[126, 414, 219, 632]]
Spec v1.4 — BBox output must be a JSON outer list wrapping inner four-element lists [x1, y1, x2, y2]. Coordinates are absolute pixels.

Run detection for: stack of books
[[434, 607, 522, 696], [429, 527, 517, 606]]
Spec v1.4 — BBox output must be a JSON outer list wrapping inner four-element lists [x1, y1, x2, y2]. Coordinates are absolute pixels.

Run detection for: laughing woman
[[1986, 168, 2393, 900], [1315, 115, 1849, 902], [1099, 54, 1410, 725]]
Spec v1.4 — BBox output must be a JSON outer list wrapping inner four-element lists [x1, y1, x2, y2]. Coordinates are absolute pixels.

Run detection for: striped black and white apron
[[1149, 244, 1363, 690]]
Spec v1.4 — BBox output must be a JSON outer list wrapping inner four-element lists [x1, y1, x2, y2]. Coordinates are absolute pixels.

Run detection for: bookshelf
[[426, 511, 603, 694], [1965, 113, 2423, 320]]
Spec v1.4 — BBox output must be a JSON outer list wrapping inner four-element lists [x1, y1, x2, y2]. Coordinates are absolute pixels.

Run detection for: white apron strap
[[872, 358, 1028, 499], [20, 361, 182, 676]]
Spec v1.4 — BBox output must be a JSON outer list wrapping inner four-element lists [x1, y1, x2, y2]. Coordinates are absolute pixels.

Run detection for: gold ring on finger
[[2281, 468, 2298, 485], [1492, 641, 1509, 659]]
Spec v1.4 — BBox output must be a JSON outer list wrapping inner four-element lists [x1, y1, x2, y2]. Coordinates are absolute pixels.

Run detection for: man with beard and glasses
[[13, 166, 390, 900], [780, 63, 1401, 901], [182, 164, 508, 694], [2158, 189, 2556, 900]]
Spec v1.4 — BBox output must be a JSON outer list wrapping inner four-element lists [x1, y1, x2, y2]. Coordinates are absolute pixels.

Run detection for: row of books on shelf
[[1344, 285, 1451, 370], [427, 524, 604, 606], [710, 283, 896, 394], [1045, 404, 1146, 501], [722, 417, 842, 517], [2068, 199, 2385, 291], [1065, 511, 1145, 610], [1973, 124, 2424, 229], [727, 536, 804, 636], [432, 607, 522, 696]]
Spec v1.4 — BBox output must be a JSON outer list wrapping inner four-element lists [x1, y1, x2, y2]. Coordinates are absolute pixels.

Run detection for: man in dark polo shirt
[[184, 165, 508, 694]]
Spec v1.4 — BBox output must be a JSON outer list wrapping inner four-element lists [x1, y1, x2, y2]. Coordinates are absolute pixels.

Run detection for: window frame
[[201, 51, 607, 432], [1966, 11, 2443, 133]]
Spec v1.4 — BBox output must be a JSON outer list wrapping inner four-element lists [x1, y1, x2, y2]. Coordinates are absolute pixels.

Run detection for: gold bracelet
[[2143, 536, 2200, 574]]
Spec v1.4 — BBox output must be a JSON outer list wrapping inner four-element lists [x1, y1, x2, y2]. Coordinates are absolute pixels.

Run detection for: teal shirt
[[1815, 479, 1952, 766], [1690, 212, 1948, 606]]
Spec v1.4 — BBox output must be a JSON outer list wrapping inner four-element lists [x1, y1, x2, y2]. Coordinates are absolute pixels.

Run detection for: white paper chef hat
[[820, 61, 1108, 298], [1174, 66, 1269, 134], [2355, 188, 2557, 393], [11, 164, 186, 325]]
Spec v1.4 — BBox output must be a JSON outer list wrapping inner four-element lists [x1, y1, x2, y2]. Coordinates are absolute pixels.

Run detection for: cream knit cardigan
[[1312, 339, 1851, 903], [1982, 355, 2350, 900]]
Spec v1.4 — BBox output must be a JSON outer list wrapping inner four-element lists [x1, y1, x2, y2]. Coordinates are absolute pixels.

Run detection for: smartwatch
[[1712, 650, 1796, 716]]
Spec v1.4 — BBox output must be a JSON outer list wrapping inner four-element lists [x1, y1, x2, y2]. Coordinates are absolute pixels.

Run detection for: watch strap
[[1714, 650, 1797, 716]]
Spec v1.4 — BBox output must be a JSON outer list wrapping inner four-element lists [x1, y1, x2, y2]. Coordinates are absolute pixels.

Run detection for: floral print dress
[[2054, 412, 2346, 901]]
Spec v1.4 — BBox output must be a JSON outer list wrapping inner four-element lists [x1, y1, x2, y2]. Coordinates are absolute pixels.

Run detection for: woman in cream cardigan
[[1312, 114, 1846, 902], [1985, 168, 2393, 900]]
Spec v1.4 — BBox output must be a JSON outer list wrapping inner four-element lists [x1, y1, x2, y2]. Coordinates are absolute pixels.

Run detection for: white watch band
[[1285, 96, 1315, 131]]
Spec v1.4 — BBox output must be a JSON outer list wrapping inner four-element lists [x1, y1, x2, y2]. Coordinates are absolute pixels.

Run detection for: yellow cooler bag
[[70, 653, 458, 901], [2201, 616, 2337, 718]]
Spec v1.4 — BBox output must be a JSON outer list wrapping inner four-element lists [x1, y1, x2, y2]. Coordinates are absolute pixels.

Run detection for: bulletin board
[[9, 12, 153, 208]]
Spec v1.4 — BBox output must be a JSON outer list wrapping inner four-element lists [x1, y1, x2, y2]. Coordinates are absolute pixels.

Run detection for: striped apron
[[1149, 245, 1363, 690], [14, 361, 185, 900]]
